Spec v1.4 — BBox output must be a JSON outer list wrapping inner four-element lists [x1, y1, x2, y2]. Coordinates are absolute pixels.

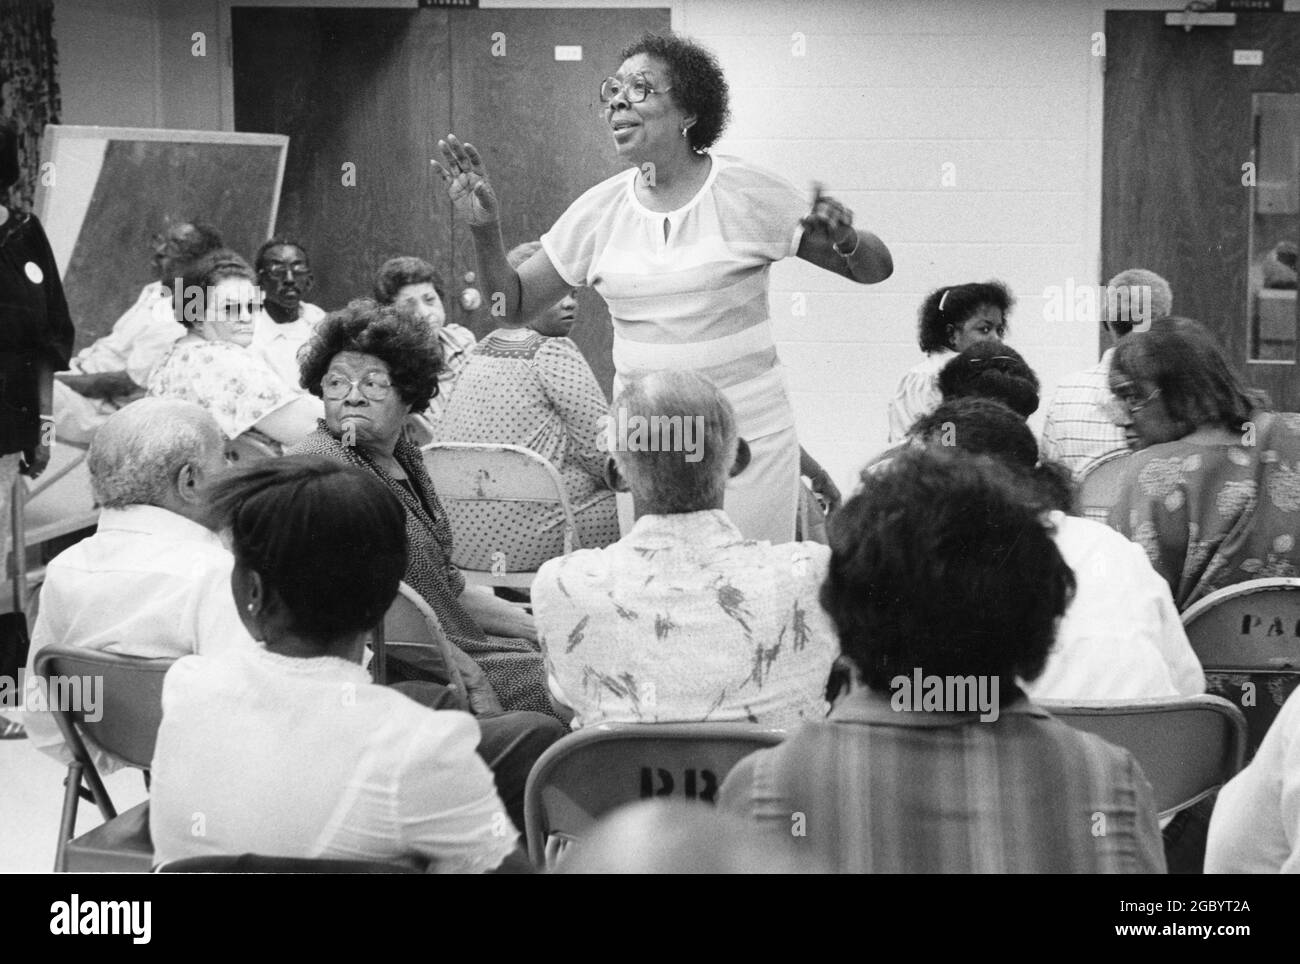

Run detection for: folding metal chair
[[34, 646, 174, 872], [523, 722, 785, 869], [370, 581, 469, 705], [1180, 577, 1300, 755], [1041, 694, 1247, 821], [1077, 450, 1131, 524], [422, 442, 579, 590]]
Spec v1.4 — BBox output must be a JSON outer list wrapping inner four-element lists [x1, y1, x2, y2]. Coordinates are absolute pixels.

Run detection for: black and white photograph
[[0, 0, 1296, 920]]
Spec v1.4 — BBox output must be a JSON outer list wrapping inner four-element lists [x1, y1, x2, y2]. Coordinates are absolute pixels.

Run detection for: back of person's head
[[825, 448, 1075, 694], [0, 116, 19, 192], [1104, 268, 1172, 337], [88, 398, 225, 510], [917, 280, 1014, 354], [609, 370, 740, 514], [937, 342, 1040, 417], [910, 398, 1076, 513], [205, 456, 408, 642], [1111, 316, 1266, 432], [506, 241, 541, 270], [175, 221, 224, 264], [557, 801, 817, 874], [373, 255, 444, 303]]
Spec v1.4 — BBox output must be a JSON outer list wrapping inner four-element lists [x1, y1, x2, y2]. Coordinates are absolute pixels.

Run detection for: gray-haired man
[[1040, 268, 1174, 476], [22, 398, 255, 770], [533, 369, 837, 730]]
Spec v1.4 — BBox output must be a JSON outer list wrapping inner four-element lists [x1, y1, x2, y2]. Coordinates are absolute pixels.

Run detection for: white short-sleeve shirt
[[149, 648, 517, 873], [541, 155, 807, 439]]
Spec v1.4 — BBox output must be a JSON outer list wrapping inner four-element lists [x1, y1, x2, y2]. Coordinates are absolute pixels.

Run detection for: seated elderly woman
[[374, 256, 476, 420], [719, 448, 1167, 872], [435, 241, 618, 572], [289, 300, 559, 718], [532, 370, 838, 729], [936, 341, 1040, 418], [886, 279, 1014, 442], [910, 397, 1203, 702], [1107, 316, 1300, 610], [147, 249, 322, 445], [149, 456, 521, 872]]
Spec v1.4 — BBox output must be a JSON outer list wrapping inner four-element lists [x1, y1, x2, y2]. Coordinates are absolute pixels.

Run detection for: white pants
[[614, 425, 801, 544], [724, 425, 800, 544]]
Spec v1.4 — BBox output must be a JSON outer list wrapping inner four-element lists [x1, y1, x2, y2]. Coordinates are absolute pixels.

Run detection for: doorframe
[[216, 0, 685, 133]]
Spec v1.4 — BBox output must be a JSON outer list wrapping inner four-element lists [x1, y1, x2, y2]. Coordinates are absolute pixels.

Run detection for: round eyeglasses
[[321, 372, 394, 401], [599, 73, 672, 105]]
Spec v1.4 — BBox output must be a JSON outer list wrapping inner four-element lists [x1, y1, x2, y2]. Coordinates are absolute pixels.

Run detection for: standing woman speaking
[[434, 33, 893, 543]]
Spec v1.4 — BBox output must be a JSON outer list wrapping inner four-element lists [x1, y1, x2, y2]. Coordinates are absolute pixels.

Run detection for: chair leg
[[55, 763, 82, 872]]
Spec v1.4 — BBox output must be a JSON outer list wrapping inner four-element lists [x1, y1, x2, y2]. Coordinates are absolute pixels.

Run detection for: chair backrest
[[33, 646, 175, 770], [157, 854, 422, 874], [373, 581, 467, 699], [422, 442, 578, 555], [1041, 694, 1246, 821], [1180, 577, 1300, 670], [225, 432, 280, 466], [523, 723, 785, 866], [1078, 450, 1131, 524], [1180, 577, 1300, 756]]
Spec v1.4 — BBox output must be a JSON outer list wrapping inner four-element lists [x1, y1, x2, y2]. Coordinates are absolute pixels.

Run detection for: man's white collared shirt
[[22, 505, 256, 772]]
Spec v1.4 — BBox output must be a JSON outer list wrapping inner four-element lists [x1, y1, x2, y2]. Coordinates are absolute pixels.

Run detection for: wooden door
[[232, 8, 453, 315], [447, 7, 669, 394], [1103, 11, 1300, 411], [233, 6, 670, 397]]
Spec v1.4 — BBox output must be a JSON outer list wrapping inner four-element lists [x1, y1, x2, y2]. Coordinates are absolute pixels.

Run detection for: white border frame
[[33, 124, 289, 240]]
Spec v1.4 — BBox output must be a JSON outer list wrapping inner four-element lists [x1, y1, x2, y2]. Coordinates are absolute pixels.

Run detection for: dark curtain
[[0, 0, 61, 211]]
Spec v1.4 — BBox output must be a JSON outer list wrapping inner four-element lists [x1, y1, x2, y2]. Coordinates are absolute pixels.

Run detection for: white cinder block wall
[[685, 0, 1106, 492], [55, 0, 1233, 493]]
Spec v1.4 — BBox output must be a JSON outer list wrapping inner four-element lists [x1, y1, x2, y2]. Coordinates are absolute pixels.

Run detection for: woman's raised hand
[[432, 135, 499, 227]]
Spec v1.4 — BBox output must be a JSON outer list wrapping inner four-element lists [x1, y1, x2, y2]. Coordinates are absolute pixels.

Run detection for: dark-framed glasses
[[599, 72, 672, 105], [261, 262, 312, 282], [321, 372, 394, 401]]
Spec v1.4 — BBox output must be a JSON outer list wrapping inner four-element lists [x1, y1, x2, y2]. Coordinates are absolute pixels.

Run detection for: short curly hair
[[824, 448, 1074, 693], [938, 342, 1040, 417], [373, 256, 445, 304], [619, 33, 730, 153], [917, 280, 1015, 354], [297, 299, 443, 411]]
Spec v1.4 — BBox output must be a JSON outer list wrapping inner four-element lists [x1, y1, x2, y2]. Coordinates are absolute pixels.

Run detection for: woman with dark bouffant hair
[[1106, 316, 1299, 610], [149, 456, 521, 872], [910, 398, 1203, 703], [434, 31, 893, 545], [937, 341, 1040, 419], [886, 280, 1014, 442]]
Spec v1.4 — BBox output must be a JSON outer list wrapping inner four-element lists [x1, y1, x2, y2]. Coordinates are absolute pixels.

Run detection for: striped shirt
[[719, 686, 1167, 873], [541, 155, 806, 439], [1040, 348, 1128, 477]]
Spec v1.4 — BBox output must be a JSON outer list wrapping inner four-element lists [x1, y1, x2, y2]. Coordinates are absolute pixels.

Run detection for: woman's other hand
[[801, 187, 856, 251], [433, 135, 499, 227]]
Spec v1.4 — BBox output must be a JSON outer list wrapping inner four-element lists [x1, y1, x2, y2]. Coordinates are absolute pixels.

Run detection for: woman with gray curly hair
[[290, 299, 563, 720]]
